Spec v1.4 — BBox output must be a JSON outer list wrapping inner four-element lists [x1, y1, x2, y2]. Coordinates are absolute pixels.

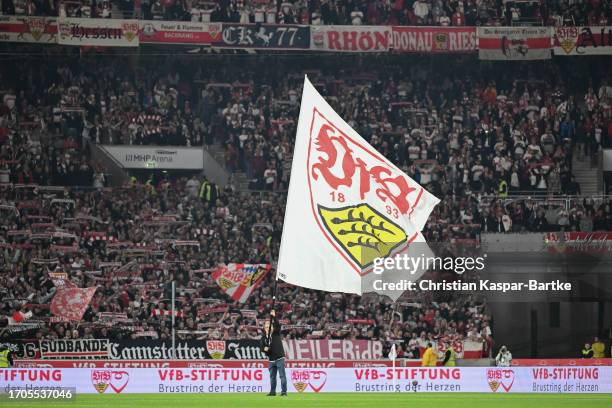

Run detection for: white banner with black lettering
[[101, 146, 204, 170], [553, 27, 612, 56], [39, 339, 109, 359], [1, 367, 610, 394], [58, 18, 139, 47]]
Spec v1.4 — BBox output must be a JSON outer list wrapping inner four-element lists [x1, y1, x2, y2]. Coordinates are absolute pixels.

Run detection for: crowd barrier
[[1, 366, 610, 394]]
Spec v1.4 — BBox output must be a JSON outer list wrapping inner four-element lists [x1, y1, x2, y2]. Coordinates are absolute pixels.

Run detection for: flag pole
[[171, 280, 176, 358], [266, 270, 278, 345]]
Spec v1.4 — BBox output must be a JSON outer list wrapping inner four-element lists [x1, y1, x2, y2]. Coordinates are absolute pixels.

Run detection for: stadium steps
[[111, 5, 125, 19], [206, 143, 250, 190], [91, 144, 129, 187], [572, 153, 600, 195]]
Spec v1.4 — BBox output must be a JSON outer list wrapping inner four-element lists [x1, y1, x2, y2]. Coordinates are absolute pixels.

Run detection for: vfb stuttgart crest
[[121, 21, 139, 42], [208, 23, 222, 40], [555, 27, 580, 54], [22, 18, 46, 41], [307, 108, 424, 274], [434, 33, 449, 51], [486, 368, 515, 392], [291, 370, 327, 393], [91, 370, 130, 394], [206, 340, 226, 359]]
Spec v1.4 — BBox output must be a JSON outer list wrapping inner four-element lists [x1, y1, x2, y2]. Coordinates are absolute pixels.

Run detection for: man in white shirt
[[495, 346, 512, 367], [414, 0, 430, 22], [351, 8, 364, 25], [186, 176, 200, 198]]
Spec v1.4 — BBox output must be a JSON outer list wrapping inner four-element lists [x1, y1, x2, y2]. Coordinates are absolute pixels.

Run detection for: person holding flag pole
[[275, 76, 440, 392], [260, 275, 287, 396]]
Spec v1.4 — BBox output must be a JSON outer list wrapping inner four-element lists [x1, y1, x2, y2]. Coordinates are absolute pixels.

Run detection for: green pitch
[[7, 393, 612, 408]]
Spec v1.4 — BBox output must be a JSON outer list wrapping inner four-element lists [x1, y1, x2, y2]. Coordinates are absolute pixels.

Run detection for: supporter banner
[[57, 18, 139, 47], [10, 339, 382, 360], [101, 145, 203, 170], [545, 231, 612, 253], [111, 339, 381, 360], [282, 339, 382, 360], [427, 339, 483, 359], [310, 26, 391, 52], [0, 16, 57, 43], [139, 21, 221, 45], [1, 367, 611, 393], [478, 27, 551, 60], [554, 26, 612, 56], [513, 359, 612, 367], [14, 359, 393, 369], [15, 358, 612, 369], [214, 24, 309, 49], [391, 26, 476, 53], [39, 339, 109, 359]]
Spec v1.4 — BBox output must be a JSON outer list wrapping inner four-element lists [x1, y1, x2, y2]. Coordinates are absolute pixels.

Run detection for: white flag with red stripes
[[212, 263, 272, 303], [478, 26, 551, 60]]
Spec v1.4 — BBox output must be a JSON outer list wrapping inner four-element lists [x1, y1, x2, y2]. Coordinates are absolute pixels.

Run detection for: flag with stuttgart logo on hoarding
[[277, 77, 440, 299]]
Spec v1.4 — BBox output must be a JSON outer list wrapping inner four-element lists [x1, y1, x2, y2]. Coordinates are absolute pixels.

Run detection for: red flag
[[50, 287, 97, 321], [212, 264, 271, 303]]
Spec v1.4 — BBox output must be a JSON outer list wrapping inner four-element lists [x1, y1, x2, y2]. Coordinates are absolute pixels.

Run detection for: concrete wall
[[481, 233, 612, 358]]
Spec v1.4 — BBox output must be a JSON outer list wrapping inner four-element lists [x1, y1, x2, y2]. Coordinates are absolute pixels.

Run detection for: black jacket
[[260, 318, 285, 361]]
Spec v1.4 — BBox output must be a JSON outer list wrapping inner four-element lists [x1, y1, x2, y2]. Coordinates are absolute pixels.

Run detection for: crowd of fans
[[1, 50, 611, 348], [3, 53, 609, 201], [1, 0, 610, 27], [0, 176, 495, 355]]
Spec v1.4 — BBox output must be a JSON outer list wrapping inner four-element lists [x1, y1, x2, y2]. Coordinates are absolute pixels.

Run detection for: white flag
[[277, 77, 439, 296], [389, 343, 397, 360]]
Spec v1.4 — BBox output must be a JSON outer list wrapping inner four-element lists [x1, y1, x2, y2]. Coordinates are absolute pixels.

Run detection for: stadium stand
[[1, 0, 610, 27], [0, 48, 610, 350]]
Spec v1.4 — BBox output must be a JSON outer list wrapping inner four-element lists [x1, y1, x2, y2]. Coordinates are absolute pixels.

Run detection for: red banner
[[50, 287, 97, 321], [310, 26, 391, 52], [14, 359, 394, 369], [546, 231, 612, 241], [392, 26, 476, 53], [139, 21, 221, 45], [545, 231, 612, 253], [419, 340, 484, 359], [512, 358, 612, 366]]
